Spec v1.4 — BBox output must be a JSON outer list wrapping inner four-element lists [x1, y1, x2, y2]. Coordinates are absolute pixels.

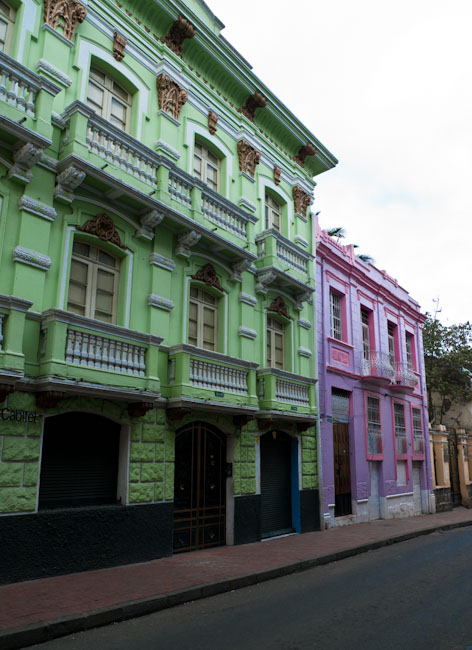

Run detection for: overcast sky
[[206, 0, 472, 325]]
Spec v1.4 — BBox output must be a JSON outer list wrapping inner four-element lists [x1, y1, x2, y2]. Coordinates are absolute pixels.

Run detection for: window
[[265, 193, 281, 231], [0, 1, 15, 54], [366, 395, 382, 456], [188, 287, 217, 350], [411, 406, 424, 456], [330, 291, 343, 340], [267, 316, 285, 369], [87, 66, 131, 131], [361, 308, 370, 360], [193, 142, 220, 191], [387, 322, 397, 366], [393, 402, 408, 456], [67, 240, 120, 323], [406, 333, 416, 370], [396, 460, 407, 486]]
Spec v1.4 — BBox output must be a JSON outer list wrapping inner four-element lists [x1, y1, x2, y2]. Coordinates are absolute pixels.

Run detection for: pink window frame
[[410, 403, 425, 460], [329, 289, 348, 343], [361, 306, 376, 354], [405, 330, 418, 371], [364, 391, 384, 461], [391, 398, 410, 482]]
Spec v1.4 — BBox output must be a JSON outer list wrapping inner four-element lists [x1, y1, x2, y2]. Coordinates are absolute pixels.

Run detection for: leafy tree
[[423, 315, 472, 424]]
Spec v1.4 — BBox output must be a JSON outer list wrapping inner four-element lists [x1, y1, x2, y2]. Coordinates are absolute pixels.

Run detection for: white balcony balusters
[[168, 171, 192, 207], [65, 329, 146, 376], [201, 191, 247, 239], [0, 314, 4, 350], [276, 240, 307, 274], [275, 379, 310, 406], [189, 358, 248, 395], [361, 351, 395, 381]]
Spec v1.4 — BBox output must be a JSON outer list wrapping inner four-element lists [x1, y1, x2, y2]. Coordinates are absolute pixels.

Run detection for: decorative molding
[[326, 270, 350, 293], [148, 294, 174, 312], [155, 139, 180, 161], [8, 142, 44, 183], [208, 110, 218, 135], [292, 185, 313, 218], [43, 0, 87, 41], [239, 197, 257, 213], [136, 209, 165, 240], [255, 270, 276, 294], [237, 140, 261, 178], [156, 74, 188, 121], [273, 165, 281, 185], [192, 263, 223, 292], [36, 59, 72, 87], [295, 290, 312, 311], [295, 143, 317, 168], [230, 259, 252, 283], [161, 15, 195, 57], [51, 112, 67, 129], [298, 346, 312, 358], [77, 213, 126, 249], [128, 402, 154, 418], [175, 230, 201, 258], [357, 289, 377, 307], [36, 390, 65, 409], [13, 246, 52, 271], [40, 152, 59, 172], [113, 31, 126, 61], [54, 165, 85, 202], [149, 252, 175, 272], [295, 234, 309, 248], [298, 318, 312, 330], [239, 292, 257, 307], [239, 327, 257, 340], [18, 195, 57, 221], [268, 296, 289, 319], [239, 91, 267, 122]]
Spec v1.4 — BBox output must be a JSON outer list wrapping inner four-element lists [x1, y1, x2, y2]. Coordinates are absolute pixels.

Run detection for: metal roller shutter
[[260, 431, 292, 538]]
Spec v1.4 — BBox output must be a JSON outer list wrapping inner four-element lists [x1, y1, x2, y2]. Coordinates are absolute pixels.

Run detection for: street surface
[[28, 527, 472, 650]]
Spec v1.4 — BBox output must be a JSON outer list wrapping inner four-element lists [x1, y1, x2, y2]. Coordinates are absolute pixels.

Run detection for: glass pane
[[207, 150, 218, 165], [0, 19, 7, 48], [73, 241, 90, 258], [96, 269, 115, 293], [203, 306, 215, 327], [202, 292, 216, 306], [112, 80, 128, 101], [70, 259, 88, 284], [110, 97, 127, 128], [0, 2, 10, 17], [95, 290, 113, 314], [87, 81, 104, 112], [94, 311, 113, 323], [90, 67, 106, 84], [193, 154, 202, 178], [98, 250, 116, 268], [190, 287, 198, 298], [68, 283, 87, 308]]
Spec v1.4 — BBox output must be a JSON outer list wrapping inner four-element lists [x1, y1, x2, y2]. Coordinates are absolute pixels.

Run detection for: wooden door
[[333, 422, 352, 516]]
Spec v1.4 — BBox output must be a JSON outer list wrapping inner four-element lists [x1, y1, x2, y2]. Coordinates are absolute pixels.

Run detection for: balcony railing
[[256, 230, 310, 279], [360, 351, 395, 382], [275, 379, 310, 406], [257, 368, 316, 414], [202, 190, 247, 239], [276, 240, 308, 274], [189, 358, 248, 395], [66, 329, 146, 376], [168, 170, 192, 208], [393, 362, 419, 388]]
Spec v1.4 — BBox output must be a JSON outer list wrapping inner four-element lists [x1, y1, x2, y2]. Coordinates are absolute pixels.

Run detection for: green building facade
[[0, 0, 337, 582]]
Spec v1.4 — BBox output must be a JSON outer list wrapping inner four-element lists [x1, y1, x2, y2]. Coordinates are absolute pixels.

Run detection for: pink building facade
[[315, 221, 435, 528]]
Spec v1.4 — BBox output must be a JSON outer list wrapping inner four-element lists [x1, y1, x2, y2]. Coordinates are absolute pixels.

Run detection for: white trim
[[76, 41, 149, 139], [259, 177, 294, 239], [17, 0, 38, 62], [385, 492, 414, 499], [183, 276, 190, 344], [71, 196, 139, 230], [357, 499, 369, 503]]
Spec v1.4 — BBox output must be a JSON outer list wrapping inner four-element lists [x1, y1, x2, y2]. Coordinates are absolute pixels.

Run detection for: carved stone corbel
[[237, 140, 261, 178], [136, 209, 165, 240], [255, 270, 277, 295], [161, 15, 195, 57], [77, 213, 126, 249], [166, 407, 192, 421], [128, 402, 154, 418], [113, 31, 127, 61], [295, 290, 312, 311], [239, 91, 267, 122], [0, 384, 15, 402], [8, 142, 44, 183], [36, 391, 65, 409], [273, 165, 281, 186], [157, 74, 188, 121], [292, 185, 313, 218], [208, 110, 218, 135], [230, 259, 252, 283], [233, 414, 254, 429], [54, 165, 86, 202], [295, 143, 317, 168], [175, 230, 201, 258], [268, 296, 289, 319], [43, 0, 87, 42], [191, 263, 223, 291]]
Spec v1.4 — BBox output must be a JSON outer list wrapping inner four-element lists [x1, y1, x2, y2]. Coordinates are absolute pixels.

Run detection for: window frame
[[87, 65, 132, 132], [392, 400, 409, 487], [188, 285, 219, 352], [410, 404, 425, 460], [364, 392, 383, 460], [266, 314, 286, 370], [265, 192, 282, 232], [193, 141, 221, 192], [0, 0, 16, 55], [67, 239, 121, 324], [405, 331, 417, 371], [330, 290, 344, 341]]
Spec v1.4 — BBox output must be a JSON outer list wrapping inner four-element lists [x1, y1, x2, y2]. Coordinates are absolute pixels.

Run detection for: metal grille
[[330, 291, 342, 340], [367, 396, 382, 455]]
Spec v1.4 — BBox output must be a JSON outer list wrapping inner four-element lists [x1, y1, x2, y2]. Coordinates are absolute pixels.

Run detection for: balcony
[[360, 351, 395, 384], [257, 368, 317, 417], [165, 344, 259, 413], [256, 229, 311, 280], [37, 310, 162, 400], [0, 294, 33, 390], [391, 362, 419, 392]]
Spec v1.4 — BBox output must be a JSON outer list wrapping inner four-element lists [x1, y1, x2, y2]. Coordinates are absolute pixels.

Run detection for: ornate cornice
[[43, 0, 87, 42], [77, 213, 126, 249], [136, 209, 164, 240], [8, 142, 44, 184], [13, 246, 52, 271], [237, 140, 261, 178], [36, 59, 72, 87], [230, 259, 252, 283], [161, 16, 196, 58], [18, 195, 57, 222], [148, 294, 174, 312], [298, 318, 312, 330], [239, 91, 267, 122], [239, 292, 257, 307], [149, 252, 175, 272], [268, 296, 289, 319], [298, 347, 312, 358], [292, 185, 313, 218], [255, 270, 277, 295], [175, 230, 201, 258], [113, 31, 127, 62], [208, 110, 218, 135], [295, 143, 317, 168], [239, 327, 257, 340], [156, 74, 188, 121], [54, 164, 85, 203], [192, 264, 223, 292], [273, 165, 281, 186]]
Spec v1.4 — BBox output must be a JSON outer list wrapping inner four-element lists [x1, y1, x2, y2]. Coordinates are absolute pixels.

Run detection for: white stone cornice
[[298, 347, 312, 358], [36, 59, 72, 87], [239, 292, 257, 307], [13, 246, 51, 271], [147, 294, 174, 312], [149, 253, 175, 272], [298, 318, 312, 330], [238, 327, 257, 340], [18, 195, 57, 222]]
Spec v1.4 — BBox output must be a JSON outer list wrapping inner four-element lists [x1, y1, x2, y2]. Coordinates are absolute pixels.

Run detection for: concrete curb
[[2, 518, 472, 650]]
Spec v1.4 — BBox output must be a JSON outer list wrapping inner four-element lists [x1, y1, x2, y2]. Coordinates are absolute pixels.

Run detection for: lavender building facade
[[315, 221, 435, 528]]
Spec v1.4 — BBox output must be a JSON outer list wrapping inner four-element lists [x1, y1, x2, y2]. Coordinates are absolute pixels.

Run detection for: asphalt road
[[28, 527, 472, 650]]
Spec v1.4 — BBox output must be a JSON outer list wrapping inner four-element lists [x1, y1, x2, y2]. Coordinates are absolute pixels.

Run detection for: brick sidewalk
[[1, 508, 472, 649]]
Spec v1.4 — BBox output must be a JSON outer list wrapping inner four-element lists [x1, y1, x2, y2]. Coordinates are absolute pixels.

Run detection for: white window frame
[[366, 395, 382, 456], [330, 291, 342, 340], [193, 141, 220, 192], [188, 286, 218, 351], [267, 315, 285, 370], [0, 0, 16, 54], [393, 402, 408, 456], [411, 406, 424, 455], [87, 66, 132, 131], [361, 308, 370, 361], [67, 240, 120, 324], [265, 193, 281, 231]]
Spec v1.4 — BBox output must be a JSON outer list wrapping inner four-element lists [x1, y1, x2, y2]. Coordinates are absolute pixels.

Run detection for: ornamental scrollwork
[[273, 165, 281, 186], [77, 213, 126, 249], [113, 32, 127, 61], [292, 185, 313, 217], [161, 15, 195, 58], [295, 143, 317, 168], [192, 264, 223, 292], [43, 0, 87, 41], [156, 74, 188, 121], [268, 296, 289, 319], [237, 140, 261, 178], [239, 91, 267, 122], [208, 110, 218, 135]]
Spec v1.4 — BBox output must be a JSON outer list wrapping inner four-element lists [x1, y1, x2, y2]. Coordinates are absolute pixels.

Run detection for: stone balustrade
[[189, 358, 248, 395], [275, 378, 310, 406], [201, 190, 247, 239], [66, 329, 146, 376], [168, 170, 192, 208]]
